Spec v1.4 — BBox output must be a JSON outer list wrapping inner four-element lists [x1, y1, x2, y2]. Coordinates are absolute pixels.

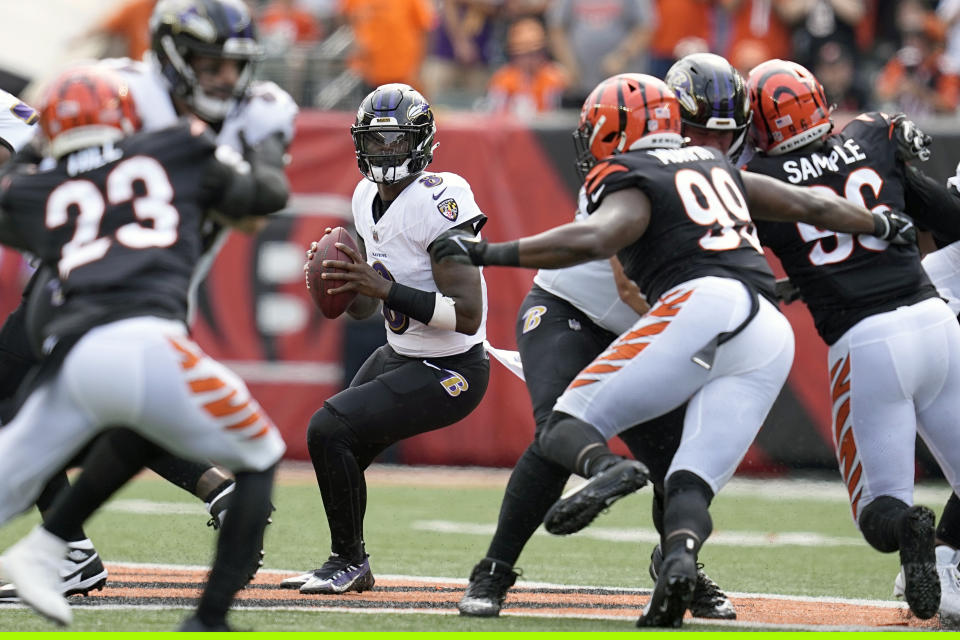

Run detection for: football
[[305, 227, 359, 319]]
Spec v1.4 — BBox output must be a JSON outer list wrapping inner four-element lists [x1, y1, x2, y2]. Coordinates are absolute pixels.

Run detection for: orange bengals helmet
[[573, 73, 683, 179], [39, 65, 141, 158], [746, 59, 833, 156]]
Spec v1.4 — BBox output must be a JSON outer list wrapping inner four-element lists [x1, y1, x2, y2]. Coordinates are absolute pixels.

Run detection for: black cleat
[[543, 459, 649, 535], [637, 545, 697, 628], [178, 614, 232, 632], [898, 505, 940, 620], [458, 558, 520, 617], [649, 544, 735, 619]]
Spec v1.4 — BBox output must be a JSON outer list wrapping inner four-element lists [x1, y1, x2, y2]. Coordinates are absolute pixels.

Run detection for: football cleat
[[299, 554, 375, 595], [649, 544, 735, 619], [895, 544, 960, 625], [543, 459, 649, 535], [0, 526, 72, 626], [280, 570, 316, 590], [637, 543, 697, 628], [458, 558, 520, 617], [178, 614, 232, 632], [897, 505, 940, 619], [0, 538, 107, 602]]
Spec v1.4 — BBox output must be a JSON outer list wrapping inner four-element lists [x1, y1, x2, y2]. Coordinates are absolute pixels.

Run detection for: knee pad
[[858, 496, 909, 553]]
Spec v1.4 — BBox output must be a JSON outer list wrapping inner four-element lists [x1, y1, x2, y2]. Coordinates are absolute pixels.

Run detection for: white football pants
[[0, 316, 285, 525], [828, 296, 960, 523], [554, 275, 795, 493]]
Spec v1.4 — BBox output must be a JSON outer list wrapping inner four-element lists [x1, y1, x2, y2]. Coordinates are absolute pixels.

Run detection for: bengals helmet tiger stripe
[[746, 59, 833, 156], [573, 73, 683, 179], [39, 65, 141, 158]]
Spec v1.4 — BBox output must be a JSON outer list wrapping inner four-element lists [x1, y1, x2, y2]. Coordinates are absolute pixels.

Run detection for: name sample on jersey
[[780, 139, 867, 184]]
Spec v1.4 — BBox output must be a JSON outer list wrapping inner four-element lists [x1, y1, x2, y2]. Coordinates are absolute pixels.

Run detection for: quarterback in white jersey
[[352, 170, 487, 356], [282, 84, 490, 596]]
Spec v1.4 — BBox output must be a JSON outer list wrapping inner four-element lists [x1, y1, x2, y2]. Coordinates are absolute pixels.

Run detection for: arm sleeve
[[202, 138, 290, 218], [903, 163, 960, 244]]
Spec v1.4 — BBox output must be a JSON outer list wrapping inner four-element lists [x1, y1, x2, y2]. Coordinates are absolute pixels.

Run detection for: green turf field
[[0, 465, 951, 632]]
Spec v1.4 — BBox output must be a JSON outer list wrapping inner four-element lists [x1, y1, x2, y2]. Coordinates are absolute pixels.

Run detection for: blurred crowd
[[85, 0, 960, 117]]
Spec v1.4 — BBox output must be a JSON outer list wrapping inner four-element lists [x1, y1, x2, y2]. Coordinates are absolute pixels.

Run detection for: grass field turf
[[0, 463, 952, 632]]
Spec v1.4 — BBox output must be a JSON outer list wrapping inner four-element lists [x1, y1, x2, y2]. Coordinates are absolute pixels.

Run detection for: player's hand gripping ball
[[304, 227, 360, 318]]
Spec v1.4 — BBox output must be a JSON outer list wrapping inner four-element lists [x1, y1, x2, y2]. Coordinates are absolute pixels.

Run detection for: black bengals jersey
[[745, 111, 936, 345], [0, 120, 227, 345], [583, 145, 775, 303]]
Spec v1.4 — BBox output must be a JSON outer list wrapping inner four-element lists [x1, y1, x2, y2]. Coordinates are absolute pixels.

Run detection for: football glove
[[774, 277, 802, 304], [872, 209, 917, 245], [891, 113, 932, 162], [430, 229, 487, 265]]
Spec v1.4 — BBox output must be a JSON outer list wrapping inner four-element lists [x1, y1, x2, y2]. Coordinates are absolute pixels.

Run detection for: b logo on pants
[[440, 370, 469, 397], [522, 306, 547, 334]]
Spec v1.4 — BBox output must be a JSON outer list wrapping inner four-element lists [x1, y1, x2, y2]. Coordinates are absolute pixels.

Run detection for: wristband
[[479, 240, 520, 266], [386, 282, 458, 330], [872, 211, 890, 239]]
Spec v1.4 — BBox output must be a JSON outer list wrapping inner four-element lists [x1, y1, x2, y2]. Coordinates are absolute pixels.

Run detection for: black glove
[[872, 209, 917, 245], [430, 229, 488, 265], [774, 277, 802, 304], [891, 113, 932, 162]]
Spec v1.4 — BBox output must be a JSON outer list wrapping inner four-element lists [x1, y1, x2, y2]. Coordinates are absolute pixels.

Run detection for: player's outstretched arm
[[431, 188, 650, 269], [203, 138, 290, 220], [740, 171, 915, 243]]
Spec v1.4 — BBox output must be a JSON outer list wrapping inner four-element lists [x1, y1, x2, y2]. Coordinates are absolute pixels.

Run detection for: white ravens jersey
[[98, 57, 298, 320], [0, 90, 38, 153], [101, 58, 298, 149], [533, 187, 641, 334], [352, 171, 488, 357]]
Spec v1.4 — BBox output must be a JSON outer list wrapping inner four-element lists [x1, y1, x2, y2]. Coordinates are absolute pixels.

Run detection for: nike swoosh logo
[[590, 184, 605, 203], [432, 188, 448, 201]]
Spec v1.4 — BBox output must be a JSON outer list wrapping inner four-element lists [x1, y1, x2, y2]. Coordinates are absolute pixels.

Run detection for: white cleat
[[279, 570, 317, 590], [894, 544, 960, 626], [0, 526, 72, 626]]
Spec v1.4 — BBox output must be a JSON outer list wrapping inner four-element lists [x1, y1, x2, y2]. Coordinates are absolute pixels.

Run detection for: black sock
[[197, 466, 276, 626], [662, 470, 714, 555], [44, 428, 161, 541], [306, 408, 367, 562], [859, 496, 909, 552], [485, 443, 570, 566], [37, 471, 86, 542], [538, 411, 614, 477], [147, 454, 215, 495], [651, 486, 665, 543], [937, 493, 960, 549]]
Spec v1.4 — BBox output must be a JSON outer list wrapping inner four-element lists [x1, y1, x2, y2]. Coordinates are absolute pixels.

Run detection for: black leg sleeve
[[306, 406, 368, 562], [936, 492, 960, 549], [859, 496, 910, 553], [43, 428, 163, 541], [662, 470, 714, 556], [196, 465, 277, 627], [538, 411, 618, 477], [485, 442, 571, 566], [36, 471, 86, 543]]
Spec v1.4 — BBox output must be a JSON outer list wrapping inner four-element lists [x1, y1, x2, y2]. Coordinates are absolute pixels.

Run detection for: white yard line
[[411, 519, 864, 547], [0, 560, 908, 632]]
